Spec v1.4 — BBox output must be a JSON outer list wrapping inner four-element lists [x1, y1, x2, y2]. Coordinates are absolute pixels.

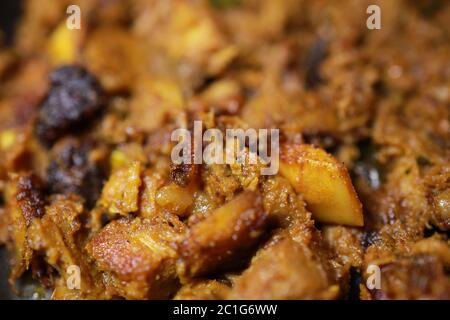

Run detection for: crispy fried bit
[[27, 195, 104, 298], [35, 65, 104, 145], [170, 163, 197, 187], [47, 138, 104, 208], [5, 173, 45, 281], [202, 164, 241, 202], [178, 191, 268, 278], [280, 144, 363, 226], [155, 182, 196, 217], [322, 225, 363, 294], [86, 214, 186, 299], [261, 175, 310, 228], [15, 173, 46, 227], [227, 235, 338, 300], [99, 161, 141, 215], [139, 170, 166, 219]]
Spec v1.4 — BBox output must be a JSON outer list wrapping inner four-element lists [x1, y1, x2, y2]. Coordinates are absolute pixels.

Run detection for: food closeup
[[0, 0, 449, 300]]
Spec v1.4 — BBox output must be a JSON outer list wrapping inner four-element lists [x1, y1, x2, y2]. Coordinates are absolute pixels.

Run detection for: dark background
[[0, 0, 23, 46]]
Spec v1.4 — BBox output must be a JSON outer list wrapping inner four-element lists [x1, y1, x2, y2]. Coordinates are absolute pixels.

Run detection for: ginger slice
[[280, 144, 363, 226]]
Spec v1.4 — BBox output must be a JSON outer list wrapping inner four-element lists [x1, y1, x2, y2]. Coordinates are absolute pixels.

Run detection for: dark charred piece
[[16, 174, 46, 226], [35, 66, 105, 146], [361, 230, 381, 249], [302, 130, 340, 151], [348, 266, 361, 300], [169, 163, 198, 187], [47, 138, 104, 208], [304, 38, 327, 89], [353, 140, 383, 190]]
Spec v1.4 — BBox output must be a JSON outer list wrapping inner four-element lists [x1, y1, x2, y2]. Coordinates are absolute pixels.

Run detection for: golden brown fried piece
[[178, 191, 268, 278], [99, 161, 142, 215], [86, 214, 186, 299], [366, 254, 450, 300], [28, 195, 104, 299]]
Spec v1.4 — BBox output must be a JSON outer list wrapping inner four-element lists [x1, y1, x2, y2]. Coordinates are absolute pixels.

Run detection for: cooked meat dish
[[0, 0, 449, 300]]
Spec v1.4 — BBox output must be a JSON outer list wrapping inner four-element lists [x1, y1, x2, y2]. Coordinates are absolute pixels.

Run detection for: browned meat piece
[[27, 194, 104, 299], [227, 235, 338, 300], [201, 164, 241, 203], [366, 254, 450, 300], [363, 228, 450, 300], [86, 214, 186, 299], [178, 191, 268, 278], [322, 226, 364, 295], [261, 175, 310, 228]]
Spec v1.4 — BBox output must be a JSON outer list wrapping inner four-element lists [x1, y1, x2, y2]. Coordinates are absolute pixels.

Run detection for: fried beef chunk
[[370, 254, 450, 300], [27, 194, 105, 299], [227, 235, 338, 300], [178, 191, 268, 278], [35, 66, 104, 145], [0, 0, 449, 301], [86, 214, 186, 299]]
